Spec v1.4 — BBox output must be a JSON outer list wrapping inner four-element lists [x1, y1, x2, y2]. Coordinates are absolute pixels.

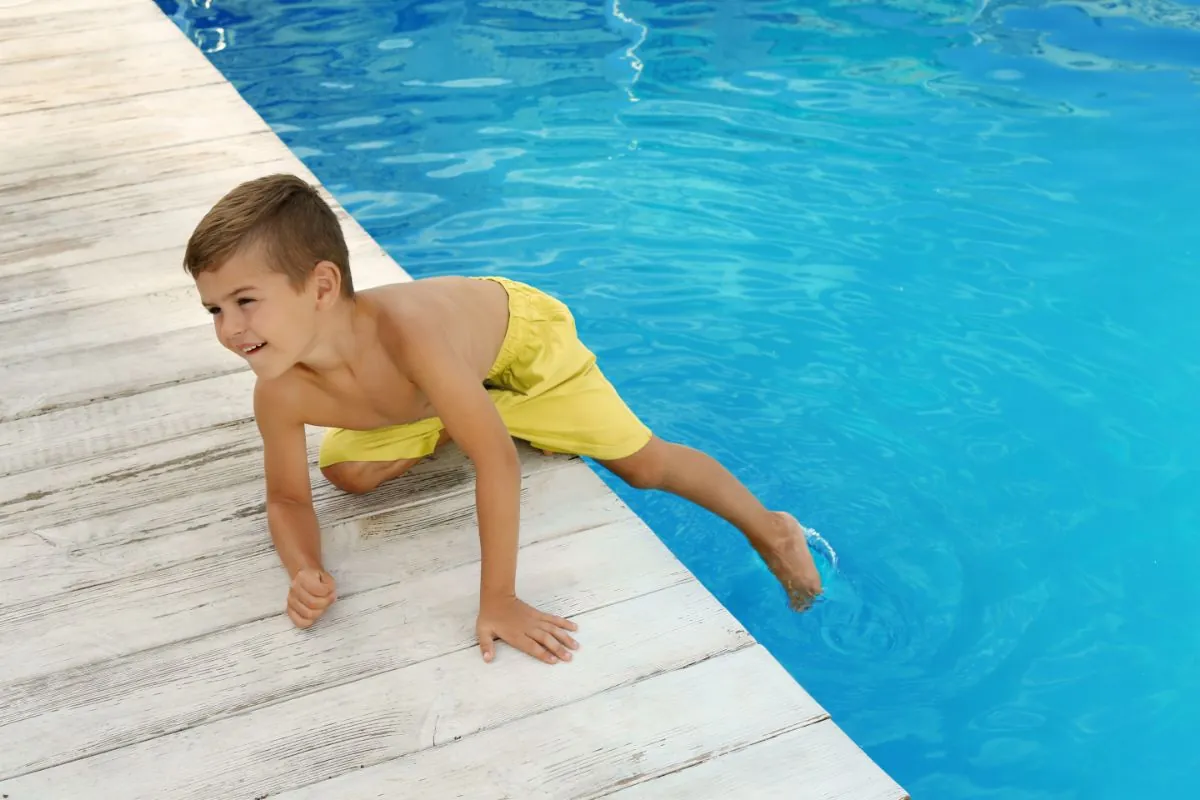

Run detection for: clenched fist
[[287, 567, 336, 628]]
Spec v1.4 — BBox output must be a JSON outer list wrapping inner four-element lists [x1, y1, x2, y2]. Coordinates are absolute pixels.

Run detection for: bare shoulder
[[367, 276, 507, 345], [252, 372, 305, 430]]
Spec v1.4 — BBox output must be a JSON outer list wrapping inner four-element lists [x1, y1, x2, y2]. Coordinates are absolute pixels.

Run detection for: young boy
[[186, 173, 822, 666]]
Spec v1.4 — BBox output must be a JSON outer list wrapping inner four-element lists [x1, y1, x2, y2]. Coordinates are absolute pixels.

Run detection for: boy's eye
[[237, 297, 256, 306], [206, 306, 220, 315]]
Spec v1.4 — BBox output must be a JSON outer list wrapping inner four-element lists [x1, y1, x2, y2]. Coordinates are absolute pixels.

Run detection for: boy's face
[[195, 246, 322, 380]]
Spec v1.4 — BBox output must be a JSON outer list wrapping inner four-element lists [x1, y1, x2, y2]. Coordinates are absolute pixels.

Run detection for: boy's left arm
[[400, 315, 580, 665]]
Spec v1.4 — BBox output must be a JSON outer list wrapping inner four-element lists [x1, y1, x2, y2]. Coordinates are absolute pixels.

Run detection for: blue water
[[154, 0, 1200, 795]]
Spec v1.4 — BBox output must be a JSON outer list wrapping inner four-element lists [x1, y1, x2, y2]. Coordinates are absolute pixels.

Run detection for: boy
[[186, 174, 822, 666]]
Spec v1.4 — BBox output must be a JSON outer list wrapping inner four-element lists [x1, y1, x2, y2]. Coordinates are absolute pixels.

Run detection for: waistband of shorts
[[473, 275, 542, 381]]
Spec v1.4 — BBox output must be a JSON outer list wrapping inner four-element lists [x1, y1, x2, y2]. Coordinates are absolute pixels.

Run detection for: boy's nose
[[219, 313, 245, 342]]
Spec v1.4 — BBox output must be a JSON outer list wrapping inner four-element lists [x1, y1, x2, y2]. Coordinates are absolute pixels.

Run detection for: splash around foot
[[758, 512, 827, 612]]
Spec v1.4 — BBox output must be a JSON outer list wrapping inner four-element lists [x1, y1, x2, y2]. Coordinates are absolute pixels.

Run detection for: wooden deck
[[0, 1, 908, 797]]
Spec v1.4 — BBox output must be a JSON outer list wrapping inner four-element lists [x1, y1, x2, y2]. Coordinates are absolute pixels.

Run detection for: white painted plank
[[0, 294, 216, 375], [0, 448, 587, 607], [0, 6, 177, 64], [0, 0, 138, 27], [0, 369, 256, 476], [0, 83, 265, 176], [0, 248, 194, 320], [0, 36, 219, 115], [0, 581, 736, 798], [0, 514, 674, 779], [275, 646, 825, 800], [0, 131, 278, 208], [0, 204, 222, 277], [607, 719, 910, 800], [0, 416, 259, 508], [0, 459, 627, 683], [0, 157, 298, 238]]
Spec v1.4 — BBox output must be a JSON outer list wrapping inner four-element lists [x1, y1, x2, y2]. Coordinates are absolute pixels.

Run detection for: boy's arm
[[254, 380, 322, 578], [397, 316, 522, 600]]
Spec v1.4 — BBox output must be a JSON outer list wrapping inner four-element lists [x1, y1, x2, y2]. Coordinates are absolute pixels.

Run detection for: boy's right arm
[[254, 381, 336, 627]]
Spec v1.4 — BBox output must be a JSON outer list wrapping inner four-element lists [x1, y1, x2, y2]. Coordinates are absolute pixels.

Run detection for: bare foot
[[754, 512, 823, 611]]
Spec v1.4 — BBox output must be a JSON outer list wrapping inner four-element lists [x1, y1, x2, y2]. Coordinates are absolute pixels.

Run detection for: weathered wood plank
[[0, 36, 219, 115], [0, 83, 264, 176], [272, 645, 825, 800], [0, 305, 220, 392], [0, 5, 177, 64], [0, 131, 278, 208], [0, 370, 256, 476], [0, 204, 216, 277], [0, 0, 137, 31], [607, 720, 910, 800], [0, 447, 587, 607], [0, 248, 192, 321], [0, 459, 627, 683], [0, 157, 296, 238], [0, 184, 401, 287], [0, 581, 733, 797], [0, 514, 671, 779], [0, 416, 260, 508]]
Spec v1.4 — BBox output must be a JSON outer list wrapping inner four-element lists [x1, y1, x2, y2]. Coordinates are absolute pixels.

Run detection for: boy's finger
[[288, 594, 326, 624], [523, 634, 559, 664], [533, 629, 571, 661], [298, 571, 333, 597], [539, 612, 577, 632], [542, 623, 579, 650], [294, 580, 336, 609], [479, 630, 496, 663]]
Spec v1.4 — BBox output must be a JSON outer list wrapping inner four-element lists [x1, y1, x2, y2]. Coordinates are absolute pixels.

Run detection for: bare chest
[[302, 364, 435, 431]]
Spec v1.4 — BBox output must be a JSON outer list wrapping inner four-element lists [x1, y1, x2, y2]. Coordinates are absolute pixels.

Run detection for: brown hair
[[184, 173, 354, 297]]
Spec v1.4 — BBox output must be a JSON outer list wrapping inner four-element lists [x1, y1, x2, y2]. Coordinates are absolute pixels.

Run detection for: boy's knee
[[606, 439, 668, 490], [322, 462, 379, 495]]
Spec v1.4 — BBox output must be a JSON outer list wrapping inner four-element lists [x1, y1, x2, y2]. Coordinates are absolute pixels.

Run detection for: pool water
[[155, 0, 1200, 795]]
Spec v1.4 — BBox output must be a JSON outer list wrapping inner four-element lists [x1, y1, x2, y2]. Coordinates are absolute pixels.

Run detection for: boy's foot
[[755, 512, 823, 611]]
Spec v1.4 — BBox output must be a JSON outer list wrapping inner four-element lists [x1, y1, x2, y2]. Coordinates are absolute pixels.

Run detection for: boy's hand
[[287, 567, 337, 628], [476, 594, 579, 665]]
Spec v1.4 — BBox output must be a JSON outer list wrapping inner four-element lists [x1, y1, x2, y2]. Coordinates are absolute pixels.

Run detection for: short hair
[[183, 173, 354, 297]]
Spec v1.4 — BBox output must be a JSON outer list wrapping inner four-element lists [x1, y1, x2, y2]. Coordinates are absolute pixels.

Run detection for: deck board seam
[[0, 575, 704, 784], [0, 364, 248, 425], [0, 133, 280, 208], [0, 78, 229, 119], [585, 712, 835, 800]]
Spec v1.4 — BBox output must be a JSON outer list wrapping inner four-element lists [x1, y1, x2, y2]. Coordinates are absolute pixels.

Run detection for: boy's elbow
[[469, 436, 521, 473]]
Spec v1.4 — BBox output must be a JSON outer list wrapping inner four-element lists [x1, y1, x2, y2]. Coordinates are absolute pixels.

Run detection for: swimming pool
[[154, 0, 1199, 795]]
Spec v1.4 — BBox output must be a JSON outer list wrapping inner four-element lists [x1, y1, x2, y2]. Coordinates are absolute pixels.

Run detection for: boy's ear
[[311, 260, 342, 305]]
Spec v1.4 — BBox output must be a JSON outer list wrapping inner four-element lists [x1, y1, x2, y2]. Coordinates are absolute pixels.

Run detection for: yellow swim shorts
[[317, 276, 653, 468]]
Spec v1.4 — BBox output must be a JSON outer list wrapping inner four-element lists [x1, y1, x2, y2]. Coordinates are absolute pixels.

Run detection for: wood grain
[[0, 459, 628, 683], [0, 515, 677, 779], [0, 369, 257, 476], [0, 36, 219, 115], [0, 0, 136, 29], [0, 290, 214, 367], [272, 645, 826, 800], [0, 157, 297, 235], [606, 720, 910, 800], [0, 131, 279, 208], [0, 582, 734, 797], [0, 247, 196, 321], [1, 4, 178, 64], [0, 448, 588, 605], [0, 83, 265, 176]]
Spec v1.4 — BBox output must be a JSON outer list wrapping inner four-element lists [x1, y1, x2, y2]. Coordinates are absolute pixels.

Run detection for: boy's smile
[[194, 246, 320, 380]]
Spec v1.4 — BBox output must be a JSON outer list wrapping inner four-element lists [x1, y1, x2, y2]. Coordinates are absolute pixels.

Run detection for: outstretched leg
[[322, 430, 452, 494], [597, 436, 822, 609]]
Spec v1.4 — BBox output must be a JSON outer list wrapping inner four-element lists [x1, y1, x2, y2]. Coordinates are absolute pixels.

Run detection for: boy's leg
[[596, 436, 823, 609], [321, 430, 452, 494]]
